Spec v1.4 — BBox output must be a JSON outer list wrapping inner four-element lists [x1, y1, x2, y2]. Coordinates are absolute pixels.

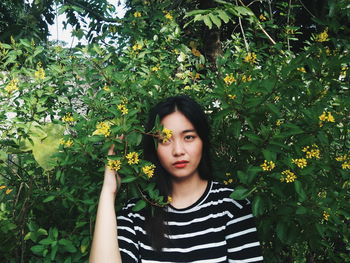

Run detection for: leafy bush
[[0, 0, 349, 262]]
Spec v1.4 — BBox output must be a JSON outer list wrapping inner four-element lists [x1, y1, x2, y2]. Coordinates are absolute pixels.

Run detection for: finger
[[107, 144, 115, 156]]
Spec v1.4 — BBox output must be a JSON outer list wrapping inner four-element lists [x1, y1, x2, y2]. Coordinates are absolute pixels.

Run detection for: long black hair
[[143, 95, 213, 250]]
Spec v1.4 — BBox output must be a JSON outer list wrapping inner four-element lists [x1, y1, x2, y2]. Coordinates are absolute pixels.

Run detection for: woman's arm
[[89, 146, 122, 263]]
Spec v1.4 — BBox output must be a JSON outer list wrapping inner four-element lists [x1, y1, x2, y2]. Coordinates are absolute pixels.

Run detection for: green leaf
[[121, 175, 138, 183], [296, 206, 308, 214], [43, 196, 56, 203], [276, 221, 287, 243], [31, 245, 45, 255], [132, 200, 147, 211], [209, 13, 222, 28], [252, 195, 264, 216], [58, 239, 77, 253], [203, 15, 213, 29], [230, 186, 250, 200], [217, 10, 230, 23], [294, 181, 306, 202]]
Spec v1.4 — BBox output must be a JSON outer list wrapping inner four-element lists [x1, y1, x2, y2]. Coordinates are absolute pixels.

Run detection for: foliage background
[[0, 0, 349, 262]]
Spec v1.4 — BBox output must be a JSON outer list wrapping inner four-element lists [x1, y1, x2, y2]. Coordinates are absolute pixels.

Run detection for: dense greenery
[[0, 0, 349, 262]]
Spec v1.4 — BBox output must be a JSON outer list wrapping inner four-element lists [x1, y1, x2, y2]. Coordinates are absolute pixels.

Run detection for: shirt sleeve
[[117, 201, 139, 262], [225, 198, 264, 262]]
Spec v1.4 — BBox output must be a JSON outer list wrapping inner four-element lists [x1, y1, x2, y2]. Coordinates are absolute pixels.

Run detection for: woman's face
[[156, 111, 203, 181]]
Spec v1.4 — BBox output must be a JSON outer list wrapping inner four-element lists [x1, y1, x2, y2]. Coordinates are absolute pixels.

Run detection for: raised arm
[[89, 145, 122, 263]]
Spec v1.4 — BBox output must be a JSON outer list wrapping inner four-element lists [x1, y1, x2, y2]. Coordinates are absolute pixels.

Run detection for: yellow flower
[[6, 189, 13, 194], [281, 170, 297, 183], [117, 104, 128, 115], [92, 121, 111, 137], [132, 43, 142, 51], [134, 11, 142, 18], [151, 66, 160, 72], [259, 14, 267, 21], [342, 161, 350, 170], [315, 29, 329, 42], [192, 72, 200, 80], [161, 128, 173, 143], [167, 195, 173, 203], [223, 73, 236, 85], [224, 178, 233, 185], [183, 85, 191, 90], [164, 12, 173, 20], [62, 113, 75, 123], [241, 75, 252, 82], [126, 152, 139, 165], [276, 119, 283, 126], [319, 111, 335, 127], [107, 159, 121, 171], [59, 139, 73, 148], [5, 78, 19, 93], [34, 67, 45, 80], [191, 48, 201, 57], [228, 94, 237, 100], [292, 158, 307, 168], [244, 52, 257, 64], [103, 85, 111, 91], [335, 154, 348, 162], [142, 164, 156, 178], [260, 160, 276, 171], [323, 211, 330, 221], [0, 185, 6, 190], [297, 67, 306, 73], [302, 144, 320, 159]]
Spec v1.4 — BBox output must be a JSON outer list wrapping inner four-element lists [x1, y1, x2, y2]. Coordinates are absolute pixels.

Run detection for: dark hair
[[143, 95, 213, 250]]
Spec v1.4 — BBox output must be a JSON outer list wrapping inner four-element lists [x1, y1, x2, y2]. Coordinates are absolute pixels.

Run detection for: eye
[[184, 135, 196, 141]]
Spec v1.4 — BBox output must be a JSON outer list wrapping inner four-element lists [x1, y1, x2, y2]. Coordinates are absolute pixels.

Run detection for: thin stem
[[287, 0, 292, 51], [236, 0, 249, 52]]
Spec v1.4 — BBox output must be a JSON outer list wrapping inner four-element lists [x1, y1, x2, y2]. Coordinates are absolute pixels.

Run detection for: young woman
[[90, 95, 264, 263]]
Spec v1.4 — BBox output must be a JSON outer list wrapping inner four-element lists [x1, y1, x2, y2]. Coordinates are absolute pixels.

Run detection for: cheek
[[156, 146, 168, 165]]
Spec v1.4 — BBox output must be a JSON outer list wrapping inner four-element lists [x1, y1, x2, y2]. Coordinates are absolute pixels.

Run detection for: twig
[[238, 0, 276, 45], [236, 0, 249, 52], [287, 0, 292, 51], [136, 184, 167, 208], [298, 0, 316, 18]]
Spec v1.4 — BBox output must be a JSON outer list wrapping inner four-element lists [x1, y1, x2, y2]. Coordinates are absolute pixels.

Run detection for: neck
[[170, 176, 208, 209]]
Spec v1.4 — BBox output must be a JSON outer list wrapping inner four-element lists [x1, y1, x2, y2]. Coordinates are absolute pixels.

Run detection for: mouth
[[173, 160, 189, 168]]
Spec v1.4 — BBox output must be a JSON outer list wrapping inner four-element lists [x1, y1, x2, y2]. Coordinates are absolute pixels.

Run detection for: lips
[[173, 160, 189, 168]]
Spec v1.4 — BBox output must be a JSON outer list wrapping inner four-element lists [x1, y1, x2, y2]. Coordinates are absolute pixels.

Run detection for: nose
[[172, 139, 185, 156]]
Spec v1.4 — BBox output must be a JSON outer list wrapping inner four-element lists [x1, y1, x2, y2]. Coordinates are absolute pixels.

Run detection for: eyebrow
[[182, 129, 196, 134]]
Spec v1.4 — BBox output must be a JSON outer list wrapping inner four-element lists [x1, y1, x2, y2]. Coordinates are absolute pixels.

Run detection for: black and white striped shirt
[[117, 181, 264, 262]]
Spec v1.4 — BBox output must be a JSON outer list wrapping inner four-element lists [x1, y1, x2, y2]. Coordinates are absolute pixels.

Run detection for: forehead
[[160, 111, 195, 132]]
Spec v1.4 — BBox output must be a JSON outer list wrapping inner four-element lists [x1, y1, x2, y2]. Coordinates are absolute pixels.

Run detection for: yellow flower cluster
[[323, 211, 330, 221], [0, 185, 13, 195], [244, 52, 257, 64], [167, 195, 173, 203], [319, 111, 335, 127], [280, 170, 297, 183], [62, 113, 75, 123], [59, 139, 74, 148], [336, 154, 350, 170], [302, 144, 320, 159], [5, 78, 19, 93], [340, 66, 348, 78], [259, 14, 267, 21], [142, 164, 156, 178], [164, 12, 173, 20], [223, 172, 234, 185], [315, 29, 329, 42], [241, 75, 252, 82], [161, 128, 173, 143], [224, 73, 236, 85], [132, 43, 142, 51], [92, 121, 111, 137], [292, 158, 307, 168], [134, 11, 142, 18], [297, 67, 306, 73], [191, 48, 201, 57], [107, 159, 121, 171], [126, 152, 139, 165], [260, 160, 276, 171], [228, 94, 237, 100], [151, 66, 160, 72], [34, 67, 45, 80], [117, 104, 128, 115]]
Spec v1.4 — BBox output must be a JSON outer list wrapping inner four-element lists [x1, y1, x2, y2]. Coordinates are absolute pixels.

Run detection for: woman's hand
[[102, 144, 121, 196]]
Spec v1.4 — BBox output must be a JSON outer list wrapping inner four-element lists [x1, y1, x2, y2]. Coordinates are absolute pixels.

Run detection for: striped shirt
[[117, 181, 264, 262]]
